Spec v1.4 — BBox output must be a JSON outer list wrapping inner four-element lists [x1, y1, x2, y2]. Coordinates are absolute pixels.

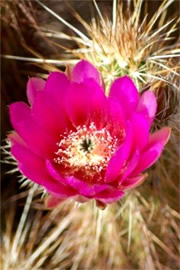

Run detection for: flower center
[[80, 137, 94, 153], [54, 123, 118, 179]]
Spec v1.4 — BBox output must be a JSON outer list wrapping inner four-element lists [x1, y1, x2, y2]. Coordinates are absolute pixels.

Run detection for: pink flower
[[8, 60, 171, 207]]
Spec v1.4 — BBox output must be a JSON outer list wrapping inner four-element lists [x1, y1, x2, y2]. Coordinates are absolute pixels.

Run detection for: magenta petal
[[105, 123, 132, 183], [9, 102, 55, 158], [16, 121, 55, 158], [11, 143, 53, 186], [109, 76, 139, 118], [46, 184, 77, 199], [32, 91, 67, 136], [11, 144, 45, 172], [65, 82, 91, 126], [27, 78, 45, 105], [148, 127, 171, 148], [120, 151, 140, 182], [46, 161, 110, 197], [9, 102, 32, 130], [132, 142, 164, 175], [95, 189, 124, 204], [44, 71, 70, 107], [44, 181, 77, 199], [46, 160, 62, 181], [93, 184, 110, 194], [8, 132, 25, 146], [84, 79, 108, 128], [65, 79, 108, 128], [137, 91, 157, 125], [18, 163, 49, 185], [131, 112, 149, 153], [121, 174, 147, 190], [11, 145, 66, 194], [64, 178, 111, 197], [132, 127, 171, 175], [45, 195, 65, 208], [72, 60, 101, 86], [62, 177, 96, 197], [46, 161, 94, 196], [107, 97, 125, 140], [19, 162, 77, 197]]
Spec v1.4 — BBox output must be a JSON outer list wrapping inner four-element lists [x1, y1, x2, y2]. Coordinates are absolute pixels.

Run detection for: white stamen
[[54, 122, 123, 178]]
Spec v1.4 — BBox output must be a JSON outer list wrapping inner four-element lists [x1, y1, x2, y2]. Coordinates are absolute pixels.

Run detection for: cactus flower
[[8, 60, 171, 207]]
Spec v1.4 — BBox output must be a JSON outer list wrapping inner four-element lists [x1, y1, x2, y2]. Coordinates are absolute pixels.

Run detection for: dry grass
[[1, 184, 179, 269]]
